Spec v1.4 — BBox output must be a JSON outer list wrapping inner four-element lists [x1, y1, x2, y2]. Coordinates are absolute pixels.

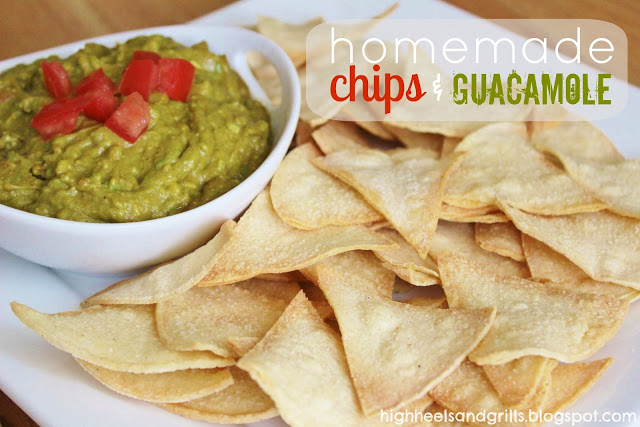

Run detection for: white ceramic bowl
[[0, 25, 300, 274]]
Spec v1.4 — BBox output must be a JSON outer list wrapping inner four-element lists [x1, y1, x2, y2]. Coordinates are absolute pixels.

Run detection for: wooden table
[[0, 1, 637, 425]]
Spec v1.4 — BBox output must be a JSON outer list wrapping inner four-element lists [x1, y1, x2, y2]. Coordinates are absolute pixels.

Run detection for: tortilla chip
[[270, 143, 383, 229], [475, 222, 525, 262], [440, 203, 509, 224], [255, 15, 323, 67], [543, 358, 612, 413], [404, 296, 447, 308], [311, 120, 373, 154], [502, 204, 640, 290], [340, 99, 396, 140], [382, 262, 441, 286], [521, 234, 639, 300], [315, 148, 447, 258], [198, 191, 394, 287], [440, 137, 461, 158], [532, 121, 623, 163], [482, 356, 553, 407], [294, 119, 313, 146], [76, 359, 233, 403], [547, 152, 640, 219], [430, 221, 529, 278], [373, 228, 439, 276], [156, 279, 300, 358], [437, 253, 628, 364], [384, 124, 443, 153], [305, 251, 495, 414], [158, 367, 278, 424], [82, 221, 235, 306], [237, 292, 377, 426], [10, 303, 233, 373], [424, 403, 471, 426], [255, 271, 306, 282], [444, 122, 605, 215]]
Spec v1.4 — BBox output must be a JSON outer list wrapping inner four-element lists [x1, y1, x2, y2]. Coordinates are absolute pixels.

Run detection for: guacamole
[[0, 35, 271, 222]]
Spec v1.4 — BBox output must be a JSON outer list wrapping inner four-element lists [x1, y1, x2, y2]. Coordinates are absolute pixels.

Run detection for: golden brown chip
[[306, 251, 495, 414], [311, 120, 372, 154], [76, 359, 233, 403], [438, 253, 628, 364], [82, 221, 234, 306], [384, 124, 443, 153], [404, 296, 447, 308], [315, 148, 447, 258], [532, 121, 623, 163], [474, 222, 525, 262], [10, 303, 233, 373], [157, 279, 300, 358], [522, 234, 639, 300], [255, 271, 306, 282], [440, 203, 509, 224], [158, 367, 278, 424], [270, 143, 383, 229], [430, 221, 529, 278], [440, 137, 461, 158], [237, 292, 378, 426], [294, 119, 313, 146], [444, 122, 605, 215], [502, 204, 640, 290], [198, 191, 394, 287], [482, 356, 553, 408], [373, 228, 439, 276]]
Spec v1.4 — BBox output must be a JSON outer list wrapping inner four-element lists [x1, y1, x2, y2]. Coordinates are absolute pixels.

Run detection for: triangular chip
[[430, 221, 529, 278], [381, 262, 441, 286], [10, 303, 233, 373], [158, 367, 278, 424], [255, 15, 323, 67], [270, 143, 383, 229], [444, 122, 605, 215], [522, 234, 639, 300], [82, 221, 234, 306], [437, 253, 628, 364], [315, 148, 447, 258], [76, 359, 233, 403], [373, 228, 439, 276], [198, 191, 394, 287], [502, 204, 640, 290], [474, 222, 525, 262], [440, 203, 509, 224], [547, 152, 640, 219], [237, 291, 380, 426], [156, 279, 300, 358], [482, 356, 553, 408], [311, 120, 373, 154], [305, 251, 495, 414]]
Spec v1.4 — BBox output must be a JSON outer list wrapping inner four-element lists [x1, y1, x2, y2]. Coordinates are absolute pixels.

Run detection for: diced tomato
[[31, 98, 85, 140], [156, 58, 195, 102], [118, 59, 158, 101], [74, 68, 116, 95], [41, 61, 71, 99], [132, 50, 160, 63], [105, 92, 150, 143], [78, 87, 119, 122]]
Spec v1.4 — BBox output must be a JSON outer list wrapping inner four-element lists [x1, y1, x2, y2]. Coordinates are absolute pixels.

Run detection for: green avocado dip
[[0, 35, 271, 222]]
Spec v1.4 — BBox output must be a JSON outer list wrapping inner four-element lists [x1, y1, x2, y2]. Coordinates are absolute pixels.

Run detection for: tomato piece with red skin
[[105, 92, 150, 143], [31, 98, 85, 140], [132, 50, 160, 63], [118, 59, 158, 101], [41, 61, 71, 99], [156, 58, 195, 102], [74, 68, 116, 95], [79, 87, 119, 122]]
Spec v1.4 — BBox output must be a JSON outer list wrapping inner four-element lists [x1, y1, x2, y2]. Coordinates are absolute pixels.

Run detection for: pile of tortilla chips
[[11, 6, 638, 426]]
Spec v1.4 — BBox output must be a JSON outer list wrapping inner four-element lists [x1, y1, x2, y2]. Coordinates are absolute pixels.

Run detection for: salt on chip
[[311, 120, 372, 154], [76, 359, 233, 403], [373, 228, 439, 276], [157, 279, 300, 358], [158, 367, 278, 424], [440, 203, 509, 224], [502, 204, 640, 291], [82, 221, 235, 306], [10, 303, 233, 373], [430, 221, 529, 278], [474, 222, 525, 262], [198, 190, 395, 287], [437, 253, 628, 364], [444, 122, 605, 215], [315, 147, 447, 258], [521, 234, 639, 301], [237, 291, 379, 426], [270, 143, 383, 229], [482, 356, 553, 407], [545, 151, 640, 220], [305, 251, 495, 414]]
